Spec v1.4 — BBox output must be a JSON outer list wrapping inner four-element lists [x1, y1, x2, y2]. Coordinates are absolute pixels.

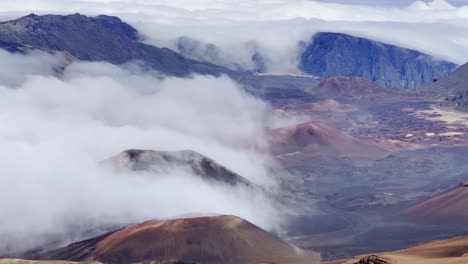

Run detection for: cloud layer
[[0, 0, 468, 72], [0, 51, 281, 254], [0, 0, 467, 254]]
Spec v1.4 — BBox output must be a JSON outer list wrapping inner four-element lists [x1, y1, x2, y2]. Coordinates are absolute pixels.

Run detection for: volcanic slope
[[268, 121, 387, 159], [424, 62, 468, 112], [331, 235, 468, 264], [104, 149, 253, 188], [401, 182, 468, 225], [38, 215, 318, 264], [306, 76, 405, 101]]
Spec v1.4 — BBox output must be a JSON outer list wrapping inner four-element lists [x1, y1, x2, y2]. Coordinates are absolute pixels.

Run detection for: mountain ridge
[[0, 13, 238, 77], [300, 32, 457, 90]]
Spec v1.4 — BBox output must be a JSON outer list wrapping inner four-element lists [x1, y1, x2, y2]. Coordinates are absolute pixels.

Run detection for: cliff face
[[300, 32, 457, 90]]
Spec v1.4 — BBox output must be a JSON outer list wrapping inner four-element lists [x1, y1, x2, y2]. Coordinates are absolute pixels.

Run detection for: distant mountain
[[0, 14, 236, 76], [426, 62, 468, 95], [35, 215, 314, 264], [105, 149, 253, 188], [300, 32, 457, 90], [424, 62, 468, 111]]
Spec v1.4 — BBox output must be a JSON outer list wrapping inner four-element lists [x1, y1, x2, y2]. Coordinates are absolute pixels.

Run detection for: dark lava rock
[[106, 149, 254, 188], [355, 255, 389, 264]]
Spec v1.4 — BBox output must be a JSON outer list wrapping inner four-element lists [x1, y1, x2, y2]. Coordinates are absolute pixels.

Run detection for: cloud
[[0, 50, 64, 87], [409, 0, 456, 10], [1, 0, 468, 72], [0, 51, 282, 254], [328, 0, 461, 7]]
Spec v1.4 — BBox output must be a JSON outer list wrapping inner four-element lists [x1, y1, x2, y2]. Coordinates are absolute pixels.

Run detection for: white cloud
[[0, 50, 64, 87], [0, 51, 282, 254], [0, 0, 466, 72], [409, 0, 456, 10]]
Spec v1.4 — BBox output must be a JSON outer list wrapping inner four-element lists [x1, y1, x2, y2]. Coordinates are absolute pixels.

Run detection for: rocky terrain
[[0, 40, 28, 53], [283, 99, 357, 113], [425, 62, 468, 95], [306, 76, 405, 101], [332, 235, 468, 264], [259, 73, 468, 260], [300, 32, 457, 90]]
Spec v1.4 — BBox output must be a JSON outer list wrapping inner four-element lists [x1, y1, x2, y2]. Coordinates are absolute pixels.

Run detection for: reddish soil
[[401, 183, 468, 224]]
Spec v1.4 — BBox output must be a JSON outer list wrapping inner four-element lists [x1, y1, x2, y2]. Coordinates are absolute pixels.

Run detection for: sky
[[327, 0, 467, 6]]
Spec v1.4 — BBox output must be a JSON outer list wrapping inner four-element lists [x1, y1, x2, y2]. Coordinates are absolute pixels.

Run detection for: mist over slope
[[0, 50, 281, 255], [105, 149, 255, 188]]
